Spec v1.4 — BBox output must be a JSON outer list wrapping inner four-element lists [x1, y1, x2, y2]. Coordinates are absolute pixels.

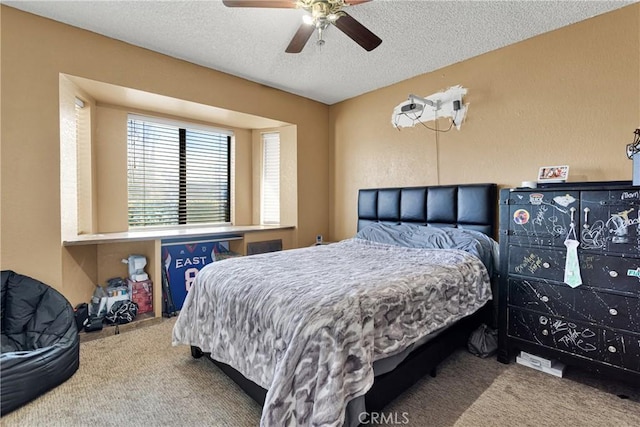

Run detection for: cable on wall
[[391, 85, 468, 130]]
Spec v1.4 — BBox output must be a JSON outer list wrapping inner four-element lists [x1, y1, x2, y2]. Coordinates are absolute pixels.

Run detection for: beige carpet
[[453, 364, 639, 427], [2, 318, 638, 426]]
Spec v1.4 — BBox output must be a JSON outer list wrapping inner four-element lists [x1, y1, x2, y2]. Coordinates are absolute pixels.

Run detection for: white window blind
[[127, 115, 231, 227], [261, 132, 280, 225]]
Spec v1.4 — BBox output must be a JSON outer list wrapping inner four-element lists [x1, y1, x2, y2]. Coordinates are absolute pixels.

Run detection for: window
[[127, 115, 231, 227], [261, 132, 280, 225]]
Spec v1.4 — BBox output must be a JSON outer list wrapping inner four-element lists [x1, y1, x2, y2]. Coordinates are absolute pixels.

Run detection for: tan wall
[[0, 6, 329, 304], [280, 125, 299, 240], [329, 5, 640, 241], [234, 128, 254, 226], [95, 105, 128, 233]]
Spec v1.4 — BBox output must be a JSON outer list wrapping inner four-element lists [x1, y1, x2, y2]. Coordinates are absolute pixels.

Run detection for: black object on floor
[[74, 302, 89, 331], [84, 315, 104, 332], [1, 270, 80, 415]]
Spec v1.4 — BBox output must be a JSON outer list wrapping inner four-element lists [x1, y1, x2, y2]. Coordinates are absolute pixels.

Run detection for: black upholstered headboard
[[357, 183, 497, 237]]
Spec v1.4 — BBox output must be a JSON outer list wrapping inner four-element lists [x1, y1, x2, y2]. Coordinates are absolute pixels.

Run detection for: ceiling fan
[[222, 0, 382, 53]]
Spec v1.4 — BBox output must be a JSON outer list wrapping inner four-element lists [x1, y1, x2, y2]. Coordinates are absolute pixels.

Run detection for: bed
[[172, 183, 497, 426]]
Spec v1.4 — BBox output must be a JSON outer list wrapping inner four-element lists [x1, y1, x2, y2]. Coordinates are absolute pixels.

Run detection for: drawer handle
[[583, 207, 590, 228], [608, 346, 617, 353], [542, 262, 550, 269], [541, 296, 549, 303], [609, 271, 618, 278], [542, 329, 549, 336], [609, 308, 618, 316]]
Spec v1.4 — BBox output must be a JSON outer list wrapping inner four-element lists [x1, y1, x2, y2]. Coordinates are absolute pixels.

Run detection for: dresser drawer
[[579, 253, 640, 294], [509, 279, 639, 332], [508, 279, 575, 318], [508, 246, 564, 281], [602, 330, 640, 372], [508, 309, 600, 358], [508, 246, 640, 295], [508, 308, 640, 371], [580, 190, 640, 255], [574, 291, 639, 332], [507, 190, 577, 248]]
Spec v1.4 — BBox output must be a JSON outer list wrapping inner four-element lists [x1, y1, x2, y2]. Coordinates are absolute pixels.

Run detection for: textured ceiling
[[3, 0, 636, 105]]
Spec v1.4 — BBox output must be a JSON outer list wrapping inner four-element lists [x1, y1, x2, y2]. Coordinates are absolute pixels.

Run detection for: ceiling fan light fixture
[[224, 0, 380, 53]]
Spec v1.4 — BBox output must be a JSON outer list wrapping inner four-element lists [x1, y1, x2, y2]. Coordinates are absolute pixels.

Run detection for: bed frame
[[192, 183, 498, 417]]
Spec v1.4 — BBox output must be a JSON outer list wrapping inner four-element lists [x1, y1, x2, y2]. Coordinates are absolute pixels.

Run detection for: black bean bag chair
[[1, 270, 80, 415]]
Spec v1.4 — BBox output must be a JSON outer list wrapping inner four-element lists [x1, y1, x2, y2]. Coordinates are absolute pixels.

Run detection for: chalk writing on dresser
[[497, 184, 640, 382]]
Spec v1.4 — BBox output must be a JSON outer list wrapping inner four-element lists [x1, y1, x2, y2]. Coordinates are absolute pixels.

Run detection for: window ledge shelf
[[62, 224, 295, 246]]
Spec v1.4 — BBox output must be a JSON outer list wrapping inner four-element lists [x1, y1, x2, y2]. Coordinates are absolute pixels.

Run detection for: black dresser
[[497, 184, 640, 382]]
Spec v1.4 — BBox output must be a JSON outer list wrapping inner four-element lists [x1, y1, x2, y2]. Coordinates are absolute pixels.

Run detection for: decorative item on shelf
[[537, 165, 569, 183], [625, 128, 640, 185]]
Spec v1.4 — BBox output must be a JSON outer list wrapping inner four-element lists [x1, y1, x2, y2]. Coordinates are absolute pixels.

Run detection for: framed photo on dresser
[[538, 165, 569, 183]]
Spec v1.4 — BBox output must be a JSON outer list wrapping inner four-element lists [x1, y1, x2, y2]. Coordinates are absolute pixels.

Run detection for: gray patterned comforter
[[172, 238, 491, 427]]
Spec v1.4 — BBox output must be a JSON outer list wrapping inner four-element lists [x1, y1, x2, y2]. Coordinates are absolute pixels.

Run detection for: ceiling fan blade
[[286, 24, 315, 53], [334, 11, 381, 51], [222, 1, 297, 8]]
